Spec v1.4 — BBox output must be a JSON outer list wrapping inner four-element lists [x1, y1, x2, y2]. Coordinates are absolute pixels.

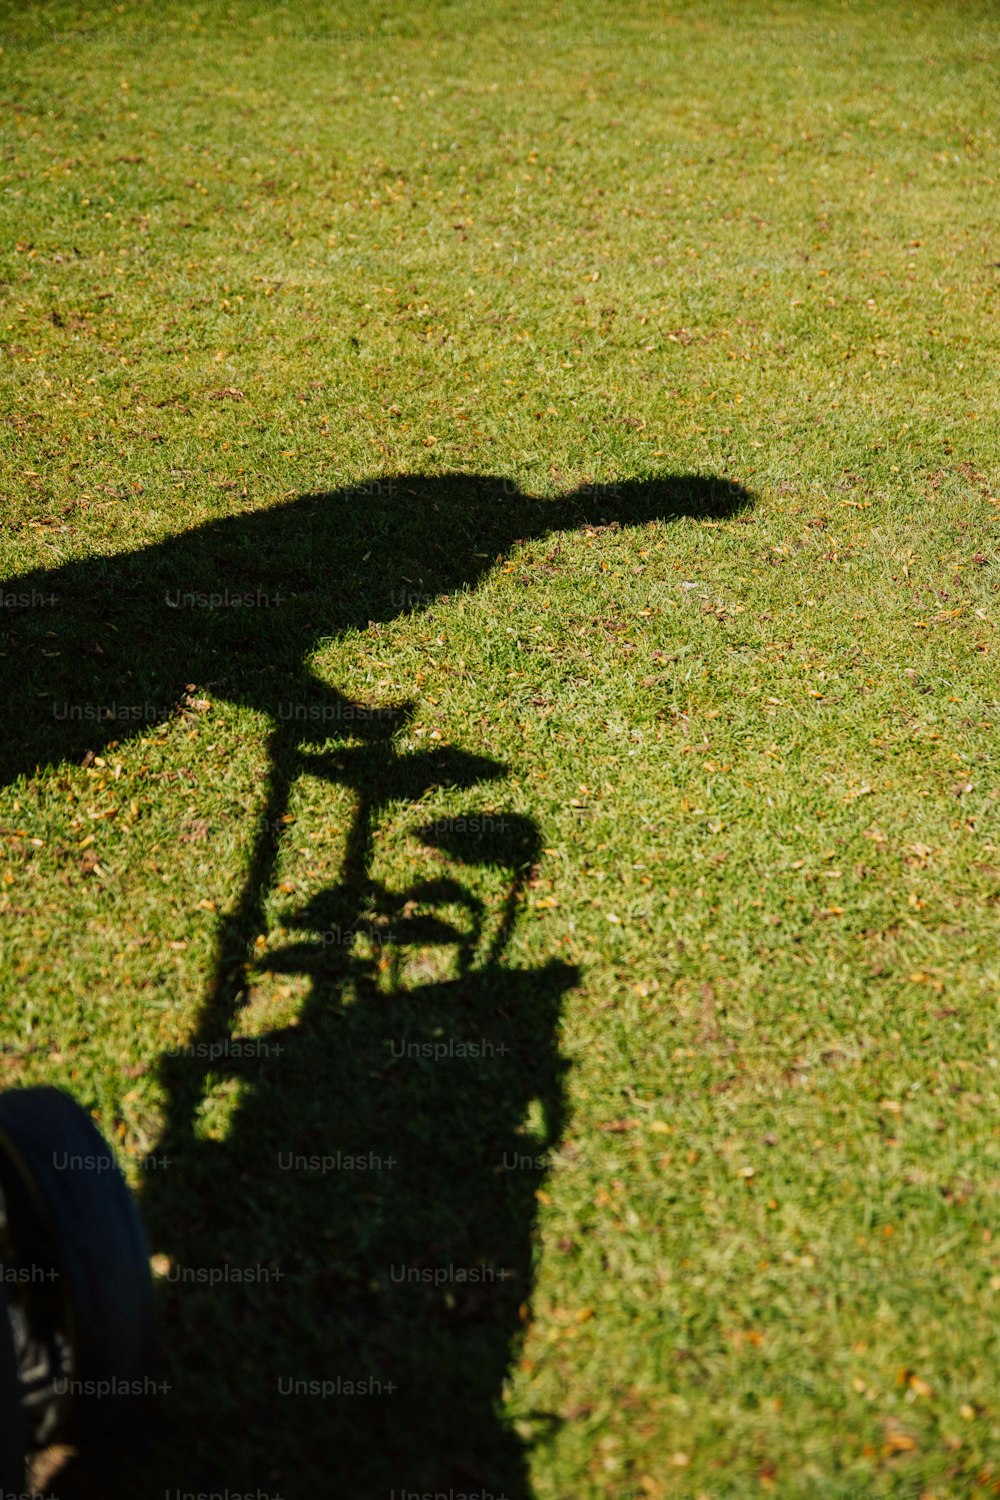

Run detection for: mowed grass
[[1, 1, 999, 1496]]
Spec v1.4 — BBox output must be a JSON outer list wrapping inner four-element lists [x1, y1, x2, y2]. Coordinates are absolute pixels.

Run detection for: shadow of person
[[1, 471, 753, 1497], [0, 471, 751, 794]]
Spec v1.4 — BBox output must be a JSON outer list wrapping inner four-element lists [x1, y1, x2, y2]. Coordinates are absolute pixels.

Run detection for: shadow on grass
[[0, 472, 753, 1496]]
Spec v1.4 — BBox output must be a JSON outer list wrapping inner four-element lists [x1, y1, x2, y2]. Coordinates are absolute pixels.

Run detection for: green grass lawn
[[1, 0, 998, 1495]]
